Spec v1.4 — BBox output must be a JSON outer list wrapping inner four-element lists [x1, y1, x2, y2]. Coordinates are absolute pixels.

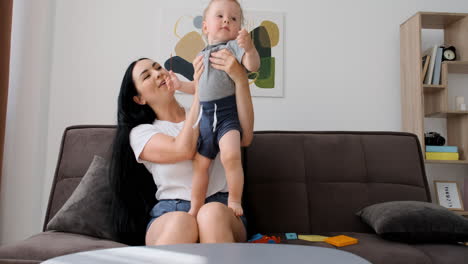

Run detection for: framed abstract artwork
[[434, 181, 464, 211], [158, 8, 284, 97]]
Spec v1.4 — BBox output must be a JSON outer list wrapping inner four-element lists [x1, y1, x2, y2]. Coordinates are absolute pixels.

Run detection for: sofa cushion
[[0, 231, 125, 262], [46, 155, 116, 240], [261, 232, 468, 264], [412, 243, 468, 264], [44, 126, 116, 228], [326, 232, 432, 264], [356, 201, 468, 243], [324, 232, 468, 264]]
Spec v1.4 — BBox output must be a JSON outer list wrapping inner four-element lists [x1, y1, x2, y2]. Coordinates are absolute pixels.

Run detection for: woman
[[110, 50, 254, 246]]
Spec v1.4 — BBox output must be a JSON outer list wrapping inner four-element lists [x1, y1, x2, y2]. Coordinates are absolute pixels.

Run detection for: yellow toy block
[[297, 235, 328, 242], [325, 235, 358, 247]]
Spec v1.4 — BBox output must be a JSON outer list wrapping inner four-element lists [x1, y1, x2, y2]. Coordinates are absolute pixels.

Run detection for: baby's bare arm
[[178, 81, 196, 94], [242, 49, 260, 72], [237, 29, 260, 72]]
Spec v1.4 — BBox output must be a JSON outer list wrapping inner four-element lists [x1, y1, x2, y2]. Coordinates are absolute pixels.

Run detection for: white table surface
[[43, 243, 372, 264]]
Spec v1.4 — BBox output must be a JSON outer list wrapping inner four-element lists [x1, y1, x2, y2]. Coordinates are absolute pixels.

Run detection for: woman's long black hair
[[109, 58, 157, 245]]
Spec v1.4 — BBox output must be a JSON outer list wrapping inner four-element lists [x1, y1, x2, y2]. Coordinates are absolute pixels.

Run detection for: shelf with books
[[425, 145, 463, 163], [422, 58, 448, 116], [401, 12, 468, 165]]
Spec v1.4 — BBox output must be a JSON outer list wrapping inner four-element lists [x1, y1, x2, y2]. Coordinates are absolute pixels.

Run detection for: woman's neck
[[152, 99, 185, 123]]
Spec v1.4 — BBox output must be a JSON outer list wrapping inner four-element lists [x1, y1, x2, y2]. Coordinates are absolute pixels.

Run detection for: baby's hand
[[237, 29, 254, 53], [165, 70, 181, 92], [228, 201, 244, 217]]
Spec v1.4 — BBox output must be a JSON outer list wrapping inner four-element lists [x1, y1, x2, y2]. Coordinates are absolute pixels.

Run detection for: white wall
[[2, 0, 468, 245], [0, 0, 54, 244]]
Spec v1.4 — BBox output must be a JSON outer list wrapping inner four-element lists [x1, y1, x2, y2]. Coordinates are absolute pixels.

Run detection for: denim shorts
[[198, 95, 242, 159], [147, 192, 247, 231]]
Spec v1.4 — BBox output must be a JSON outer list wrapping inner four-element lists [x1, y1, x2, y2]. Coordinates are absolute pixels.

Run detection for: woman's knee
[[146, 211, 198, 245], [196, 202, 246, 243], [197, 202, 230, 226], [171, 211, 198, 231]]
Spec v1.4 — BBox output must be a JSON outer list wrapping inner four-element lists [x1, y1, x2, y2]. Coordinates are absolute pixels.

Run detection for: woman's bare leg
[[197, 202, 246, 243], [146, 211, 198, 245]]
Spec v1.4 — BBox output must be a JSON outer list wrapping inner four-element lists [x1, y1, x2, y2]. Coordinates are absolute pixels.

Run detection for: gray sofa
[[0, 126, 467, 263]]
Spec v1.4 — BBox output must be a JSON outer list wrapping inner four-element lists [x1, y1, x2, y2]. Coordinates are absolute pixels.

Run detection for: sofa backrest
[[243, 131, 430, 235], [44, 128, 430, 237], [43, 125, 116, 231]]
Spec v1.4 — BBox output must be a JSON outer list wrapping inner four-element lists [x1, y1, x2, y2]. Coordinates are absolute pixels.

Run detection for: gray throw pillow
[[356, 201, 468, 243], [46, 155, 117, 240]]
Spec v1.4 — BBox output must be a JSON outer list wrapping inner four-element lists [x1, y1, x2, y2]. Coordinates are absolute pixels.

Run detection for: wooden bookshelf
[[425, 111, 468, 118], [444, 61, 468, 74], [425, 159, 468, 164], [456, 211, 468, 215], [423, 84, 446, 91], [419, 12, 467, 29], [401, 12, 468, 164]]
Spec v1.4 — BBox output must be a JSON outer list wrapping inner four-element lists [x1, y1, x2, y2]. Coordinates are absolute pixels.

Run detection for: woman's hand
[[165, 71, 181, 92], [210, 49, 246, 84], [192, 55, 204, 94]]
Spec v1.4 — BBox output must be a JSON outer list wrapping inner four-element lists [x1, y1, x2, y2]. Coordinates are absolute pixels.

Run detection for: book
[[421, 54, 431, 81], [426, 152, 459, 160], [423, 45, 439, 85], [426, 145, 458, 153], [432, 47, 443, 85]]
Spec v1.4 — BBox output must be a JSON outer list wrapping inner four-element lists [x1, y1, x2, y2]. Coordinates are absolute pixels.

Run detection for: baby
[[186, 0, 259, 217]]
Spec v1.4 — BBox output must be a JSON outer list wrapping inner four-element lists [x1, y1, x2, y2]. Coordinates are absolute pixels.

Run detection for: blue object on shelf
[[426, 145, 458, 153]]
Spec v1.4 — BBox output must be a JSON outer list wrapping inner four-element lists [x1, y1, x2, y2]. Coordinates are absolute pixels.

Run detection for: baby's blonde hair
[[203, 0, 244, 26]]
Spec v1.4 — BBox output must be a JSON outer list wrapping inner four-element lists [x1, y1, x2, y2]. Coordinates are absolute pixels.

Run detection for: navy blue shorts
[[198, 95, 242, 159], [147, 192, 247, 231]]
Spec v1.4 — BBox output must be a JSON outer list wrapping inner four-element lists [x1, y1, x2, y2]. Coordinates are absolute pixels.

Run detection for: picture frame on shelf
[[434, 181, 464, 211]]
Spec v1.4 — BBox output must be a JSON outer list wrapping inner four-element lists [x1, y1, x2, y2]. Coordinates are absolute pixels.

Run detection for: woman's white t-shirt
[[129, 119, 228, 201]]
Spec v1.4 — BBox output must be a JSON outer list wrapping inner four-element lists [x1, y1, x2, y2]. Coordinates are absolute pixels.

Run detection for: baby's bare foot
[[228, 201, 244, 216]]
